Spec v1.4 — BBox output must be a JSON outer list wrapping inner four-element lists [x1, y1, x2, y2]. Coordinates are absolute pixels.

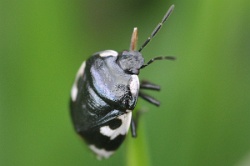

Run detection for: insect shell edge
[[94, 50, 118, 57], [71, 61, 86, 102]]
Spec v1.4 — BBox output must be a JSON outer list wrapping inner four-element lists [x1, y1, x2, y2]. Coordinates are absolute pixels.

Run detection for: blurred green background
[[1, 0, 250, 166]]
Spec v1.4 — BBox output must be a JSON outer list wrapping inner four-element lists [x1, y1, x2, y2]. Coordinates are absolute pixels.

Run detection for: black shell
[[70, 50, 142, 158]]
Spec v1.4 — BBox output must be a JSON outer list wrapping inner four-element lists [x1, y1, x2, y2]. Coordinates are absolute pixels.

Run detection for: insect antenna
[[130, 27, 138, 51], [140, 56, 175, 69], [138, 4, 175, 52]]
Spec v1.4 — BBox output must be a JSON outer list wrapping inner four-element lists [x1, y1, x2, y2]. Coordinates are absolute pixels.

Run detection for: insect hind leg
[[130, 117, 137, 137], [131, 81, 161, 137], [130, 110, 145, 138]]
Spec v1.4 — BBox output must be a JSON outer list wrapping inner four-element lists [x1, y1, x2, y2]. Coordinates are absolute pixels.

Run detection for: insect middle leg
[[139, 80, 161, 107]]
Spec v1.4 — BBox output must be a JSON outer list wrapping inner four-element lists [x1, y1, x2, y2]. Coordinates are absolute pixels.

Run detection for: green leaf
[[126, 118, 151, 166]]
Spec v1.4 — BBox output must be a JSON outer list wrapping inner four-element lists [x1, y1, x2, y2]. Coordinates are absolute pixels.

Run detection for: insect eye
[[116, 51, 144, 75]]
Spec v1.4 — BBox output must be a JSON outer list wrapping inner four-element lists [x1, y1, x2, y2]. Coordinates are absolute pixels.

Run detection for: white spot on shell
[[130, 75, 139, 96], [89, 145, 114, 159], [100, 112, 132, 140], [71, 61, 86, 101], [95, 50, 118, 57]]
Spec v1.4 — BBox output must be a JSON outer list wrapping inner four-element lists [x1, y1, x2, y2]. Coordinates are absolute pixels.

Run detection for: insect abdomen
[[79, 112, 132, 159]]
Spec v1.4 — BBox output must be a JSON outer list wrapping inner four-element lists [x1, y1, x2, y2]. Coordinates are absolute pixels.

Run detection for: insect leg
[[139, 91, 160, 106], [130, 110, 145, 137], [130, 117, 137, 138], [140, 80, 161, 91]]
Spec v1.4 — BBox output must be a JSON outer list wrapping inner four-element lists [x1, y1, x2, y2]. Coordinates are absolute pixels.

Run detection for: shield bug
[[70, 4, 175, 159]]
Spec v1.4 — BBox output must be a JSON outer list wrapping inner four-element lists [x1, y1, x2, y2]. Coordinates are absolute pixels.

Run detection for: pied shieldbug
[[70, 4, 175, 159]]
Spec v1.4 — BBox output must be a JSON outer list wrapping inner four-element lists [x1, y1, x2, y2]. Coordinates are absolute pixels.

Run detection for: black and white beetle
[[70, 5, 175, 159]]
